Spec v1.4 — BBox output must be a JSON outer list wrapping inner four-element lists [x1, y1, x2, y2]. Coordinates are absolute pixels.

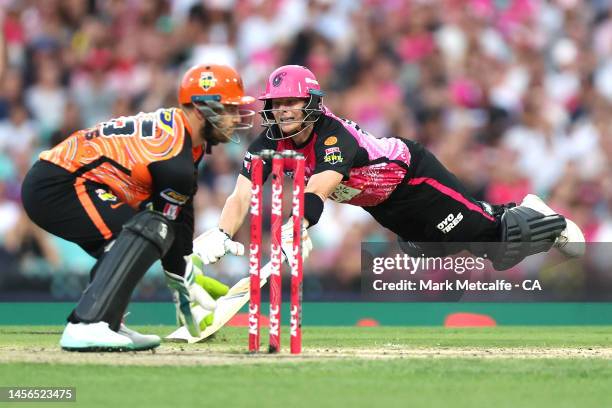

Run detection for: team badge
[[323, 147, 343, 165], [199, 72, 217, 91], [163, 203, 181, 220], [161, 188, 188, 205], [272, 72, 287, 87], [96, 188, 118, 202], [324, 136, 337, 146]]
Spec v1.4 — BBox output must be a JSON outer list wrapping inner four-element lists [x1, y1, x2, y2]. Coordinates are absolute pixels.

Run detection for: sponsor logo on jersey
[[323, 150, 343, 164], [437, 212, 463, 234], [163, 203, 181, 220], [96, 188, 118, 202], [199, 72, 217, 90], [161, 188, 189, 205], [159, 109, 174, 134], [329, 183, 361, 202], [325, 147, 340, 155], [324, 136, 337, 146]]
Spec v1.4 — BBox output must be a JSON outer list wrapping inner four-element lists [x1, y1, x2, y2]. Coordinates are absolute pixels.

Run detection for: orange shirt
[[40, 108, 203, 209]]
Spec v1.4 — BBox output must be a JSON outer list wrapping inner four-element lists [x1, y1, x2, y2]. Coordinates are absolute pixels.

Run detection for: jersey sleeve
[[239, 132, 277, 182], [313, 122, 358, 179], [147, 134, 197, 274]]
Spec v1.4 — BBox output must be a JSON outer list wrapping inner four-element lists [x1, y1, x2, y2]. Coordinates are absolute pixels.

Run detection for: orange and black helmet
[[178, 64, 255, 106]]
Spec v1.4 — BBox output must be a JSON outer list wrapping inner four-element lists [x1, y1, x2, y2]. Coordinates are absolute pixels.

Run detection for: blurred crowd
[[2, 0, 612, 300]]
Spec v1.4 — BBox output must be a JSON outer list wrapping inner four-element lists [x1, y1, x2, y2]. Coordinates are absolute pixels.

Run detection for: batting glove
[[164, 254, 217, 337], [280, 218, 313, 264], [193, 227, 244, 265]]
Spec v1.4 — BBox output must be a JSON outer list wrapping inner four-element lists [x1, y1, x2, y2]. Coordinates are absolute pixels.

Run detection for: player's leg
[[367, 142, 583, 270], [364, 143, 500, 256], [493, 194, 584, 270], [21, 160, 136, 259], [64, 210, 174, 351], [22, 161, 168, 350], [66, 178, 176, 350], [67, 174, 168, 349]]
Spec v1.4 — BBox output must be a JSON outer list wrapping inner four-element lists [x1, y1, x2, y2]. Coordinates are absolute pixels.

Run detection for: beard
[[199, 124, 214, 145], [201, 123, 231, 146]]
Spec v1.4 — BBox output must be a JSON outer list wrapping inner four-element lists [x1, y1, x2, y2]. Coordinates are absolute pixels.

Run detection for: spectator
[[1, 0, 611, 300]]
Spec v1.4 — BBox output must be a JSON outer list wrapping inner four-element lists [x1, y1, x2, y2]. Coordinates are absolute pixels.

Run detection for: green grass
[[3, 325, 612, 348], [1, 326, 612, 408]]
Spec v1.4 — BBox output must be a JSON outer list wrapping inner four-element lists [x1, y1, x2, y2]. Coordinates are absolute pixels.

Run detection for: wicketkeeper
[[195, 65, 584, 275], [21, 64, 253, 351]]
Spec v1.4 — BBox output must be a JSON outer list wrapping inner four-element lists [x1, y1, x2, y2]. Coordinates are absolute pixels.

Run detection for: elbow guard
[[304, 192, 324, 227]]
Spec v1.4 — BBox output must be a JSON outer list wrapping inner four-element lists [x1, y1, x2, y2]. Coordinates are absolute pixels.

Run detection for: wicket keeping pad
[[75, 211, 175, 330]]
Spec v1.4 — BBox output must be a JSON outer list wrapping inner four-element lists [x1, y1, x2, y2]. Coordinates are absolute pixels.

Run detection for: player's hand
[[280, 218, 313, 264], [164, 254, 218, 336], [193, 227, 244, 265]]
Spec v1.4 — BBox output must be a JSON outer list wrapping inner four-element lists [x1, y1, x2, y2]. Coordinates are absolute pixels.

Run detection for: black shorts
[[364, 142, 500, 243], [21, 160, 136, 258]]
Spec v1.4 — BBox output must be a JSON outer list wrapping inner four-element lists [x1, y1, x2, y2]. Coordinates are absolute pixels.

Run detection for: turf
[[1, 326, 611, 408]]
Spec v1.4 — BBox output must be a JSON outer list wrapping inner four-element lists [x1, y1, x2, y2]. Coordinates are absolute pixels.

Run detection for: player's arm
[[305, 125, 359, 228], [218, 174, 253, 237], [276, 170, 343, 263], [221, 135, 274, 236], [147, 149, 195, 275], [147, 140, 223, 335], [193, 134, 274, 264], [222, 137, 274, 234], [301, 170, 343, 228]]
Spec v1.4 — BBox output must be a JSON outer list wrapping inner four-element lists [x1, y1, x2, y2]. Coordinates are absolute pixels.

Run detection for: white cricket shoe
[[118, 324, 160, 351], [60, 322, 133, 352], [520, 194, 585, 257]]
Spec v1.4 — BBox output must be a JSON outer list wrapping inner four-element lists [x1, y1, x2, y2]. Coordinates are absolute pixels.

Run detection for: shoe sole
[[61, 343, 159, 352]]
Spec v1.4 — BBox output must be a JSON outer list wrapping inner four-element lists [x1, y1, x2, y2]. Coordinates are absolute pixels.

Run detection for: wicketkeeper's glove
[[165, 254, 220, 337]]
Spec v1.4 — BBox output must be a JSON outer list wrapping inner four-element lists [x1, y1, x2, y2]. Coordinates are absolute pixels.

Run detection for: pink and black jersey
[[241, 106, 412, 207], [242, 105, 500, 244]]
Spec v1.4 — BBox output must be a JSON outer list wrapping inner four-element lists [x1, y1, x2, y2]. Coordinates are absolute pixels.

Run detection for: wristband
[[304, 192, 324, 227]]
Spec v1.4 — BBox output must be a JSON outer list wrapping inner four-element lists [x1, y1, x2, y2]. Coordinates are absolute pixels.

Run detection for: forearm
[[218, 192, 249, 237], [302, 171, 342, 228]]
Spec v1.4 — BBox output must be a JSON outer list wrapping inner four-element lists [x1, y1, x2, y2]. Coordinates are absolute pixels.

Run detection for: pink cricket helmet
[[259, 65, 323, 100], [259, 65, 325, 140]]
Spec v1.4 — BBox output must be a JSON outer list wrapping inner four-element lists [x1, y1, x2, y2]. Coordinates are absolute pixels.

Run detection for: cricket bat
[[165, 261, 272, 343]]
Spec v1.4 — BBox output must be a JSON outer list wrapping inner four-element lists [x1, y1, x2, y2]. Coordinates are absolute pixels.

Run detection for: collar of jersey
[[289, 126, 316, 150]]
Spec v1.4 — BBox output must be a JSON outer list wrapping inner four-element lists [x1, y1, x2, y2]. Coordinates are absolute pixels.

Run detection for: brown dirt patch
[[1, 345, 612, 366]]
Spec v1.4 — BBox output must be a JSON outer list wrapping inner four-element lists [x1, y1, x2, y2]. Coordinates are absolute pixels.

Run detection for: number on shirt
[[99, 117, 155, 138]]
